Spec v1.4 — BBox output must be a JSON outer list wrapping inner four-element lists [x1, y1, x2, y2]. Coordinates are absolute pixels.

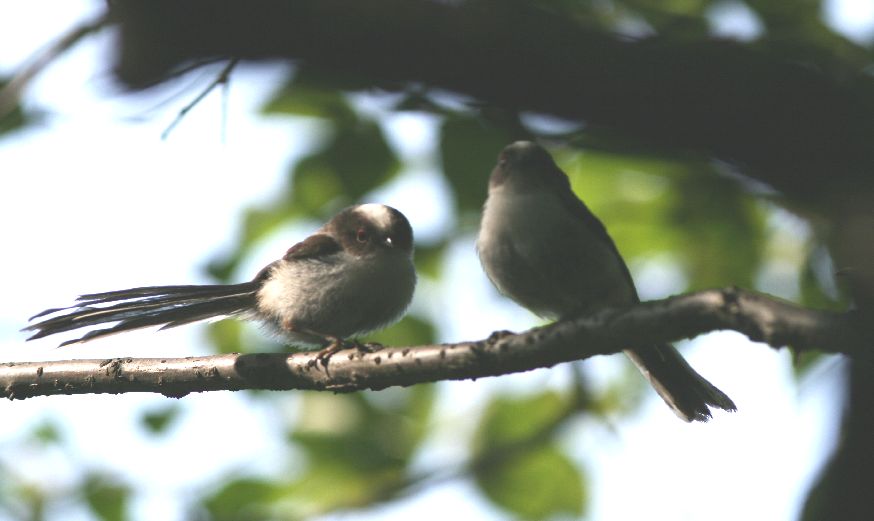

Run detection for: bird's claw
[[310, 338, 380, 367]]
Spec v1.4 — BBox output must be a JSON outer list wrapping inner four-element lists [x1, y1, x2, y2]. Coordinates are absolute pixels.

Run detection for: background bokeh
[[0, 1, 867, 519]]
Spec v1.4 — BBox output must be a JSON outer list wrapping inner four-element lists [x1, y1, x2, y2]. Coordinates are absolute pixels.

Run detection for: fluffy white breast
[[256, 247, 415, 342]]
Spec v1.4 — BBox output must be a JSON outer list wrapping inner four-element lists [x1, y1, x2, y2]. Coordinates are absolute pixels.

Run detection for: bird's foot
[[312, 336, 347, 368], [311, 339, 384, 367]]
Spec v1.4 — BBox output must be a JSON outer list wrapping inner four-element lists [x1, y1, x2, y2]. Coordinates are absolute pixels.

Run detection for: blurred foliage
[[139, 403, 182, 435], [197, 386, 438, 519], [0, 426, 132, 521], [439, 114, 517, 217], [562, 149, 768, 290], [362, 314, 435, 346], [29, 419, 64, 445], [206, 67, 400, 283], [0, 78, 30, 137], [187, 0, 850, 511], [473, 392, 586, 518], [202, 478, 277, 521], [477, 445, 585, 519], [207, 318, 249, 354], [83, 475, 131, 521], [411, 240, 449, 280], [1, 0, 862, 519]]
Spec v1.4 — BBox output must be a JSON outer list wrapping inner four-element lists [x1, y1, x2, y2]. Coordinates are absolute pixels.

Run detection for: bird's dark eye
[[356, 228, 369, 243]]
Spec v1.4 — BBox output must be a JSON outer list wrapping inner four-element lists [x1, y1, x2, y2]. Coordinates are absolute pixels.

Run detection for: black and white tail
[[23, 283, 259, 346], [626, 344, 737, 422]]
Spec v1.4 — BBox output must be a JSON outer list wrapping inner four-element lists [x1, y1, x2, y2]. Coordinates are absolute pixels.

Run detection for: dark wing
[[283, 233, 342, 261], [248, 234, 343, 283], [550, 168, 641, 302]]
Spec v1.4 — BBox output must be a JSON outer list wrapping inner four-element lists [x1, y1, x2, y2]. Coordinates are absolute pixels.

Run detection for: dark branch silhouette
[[111, 0, 874, 203], [2, 288, 866, 400], [108, 0, 874, 303]]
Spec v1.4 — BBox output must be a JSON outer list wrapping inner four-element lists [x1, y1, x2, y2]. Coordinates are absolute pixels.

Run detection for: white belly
[[256, 250, 416, 344]]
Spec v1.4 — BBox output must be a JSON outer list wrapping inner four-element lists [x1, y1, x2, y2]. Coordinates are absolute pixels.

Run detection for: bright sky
[[1, 1, 869, 520]]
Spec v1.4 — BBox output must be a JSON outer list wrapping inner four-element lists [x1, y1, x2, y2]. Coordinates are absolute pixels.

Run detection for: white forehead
[[509, 140, 536, 150], [355, 203, 393, 228]]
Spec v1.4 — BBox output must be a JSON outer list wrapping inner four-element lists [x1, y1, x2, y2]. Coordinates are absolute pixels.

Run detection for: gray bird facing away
[[477, 141, 736, 422], [25, 204, 417, 363]]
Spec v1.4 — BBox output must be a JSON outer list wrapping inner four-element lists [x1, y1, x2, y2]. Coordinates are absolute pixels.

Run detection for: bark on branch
[[2, 288, 867, 400]]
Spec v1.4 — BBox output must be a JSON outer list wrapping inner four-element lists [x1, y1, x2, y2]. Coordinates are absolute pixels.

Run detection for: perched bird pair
[[25, 142, 734, 421]]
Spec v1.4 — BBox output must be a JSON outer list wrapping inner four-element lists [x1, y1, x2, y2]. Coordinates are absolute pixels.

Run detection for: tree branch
[[2, 288, 867, 401], [111, 0, 874, 202]]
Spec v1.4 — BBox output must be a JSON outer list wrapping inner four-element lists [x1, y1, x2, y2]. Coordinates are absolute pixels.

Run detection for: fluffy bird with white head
[[25, 204, 417, 362]]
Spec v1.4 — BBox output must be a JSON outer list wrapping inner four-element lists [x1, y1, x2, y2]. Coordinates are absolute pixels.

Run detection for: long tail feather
[[24, 283, 259, 345], [626, 345, 736, 422]]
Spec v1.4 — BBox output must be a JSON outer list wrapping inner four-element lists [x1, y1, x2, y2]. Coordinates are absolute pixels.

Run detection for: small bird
[[24, 204, 417, 362], [477, 141, 735, 422]]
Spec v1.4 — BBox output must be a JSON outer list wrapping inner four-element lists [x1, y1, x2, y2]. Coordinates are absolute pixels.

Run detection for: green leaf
[[413, 240, 448, 279], [29, 420, 63, 445], [139, 404, 181, 435], [291, 385, 434, 467], [83, 475, 130, 521], [261, 70, 356, 122], [439, 115, 515, 215], [472, 392, 585, 517], [290, 157, 345, 215], [282, 388, 435, 511], [562, 149, 687, 261], [206, 319, 245, 354], [291, 393, 389, 469], [282, 464, 403, 515], [563, 149, 766, 290], [290, 120, 400, 216], [672, 173, 766, 290], [277, 387, 436, 512], [475, 391, 568, 448], [475, 445, 585, 520], [363, 314, 436, 346], [202, 477, 277, 521]]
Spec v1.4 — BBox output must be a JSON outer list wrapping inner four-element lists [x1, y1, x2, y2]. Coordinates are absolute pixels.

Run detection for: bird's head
[[332, 204, 414, 257], [489, 141, 564, 191]]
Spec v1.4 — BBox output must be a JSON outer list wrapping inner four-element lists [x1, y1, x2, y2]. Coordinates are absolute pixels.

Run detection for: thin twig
[[0, 11, 112, 120], [161, 58, 240, 140]]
